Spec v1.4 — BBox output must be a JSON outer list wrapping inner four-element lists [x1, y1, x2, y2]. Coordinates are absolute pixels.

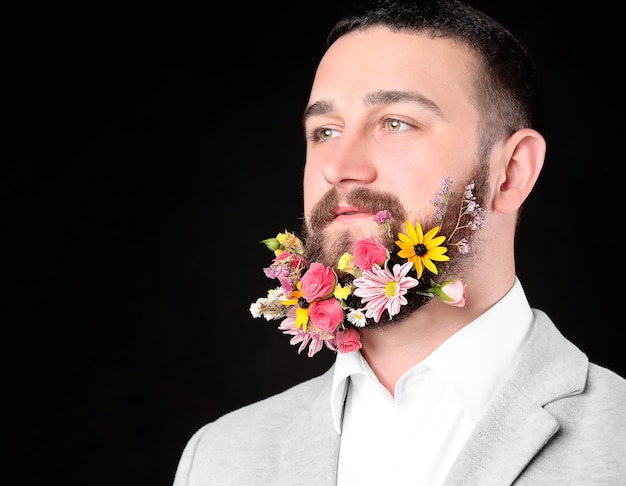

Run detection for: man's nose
[[321, 132, 377, 188]]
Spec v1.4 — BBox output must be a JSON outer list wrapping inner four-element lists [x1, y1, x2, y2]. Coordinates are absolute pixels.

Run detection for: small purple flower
[[373, 210, 392, 224]]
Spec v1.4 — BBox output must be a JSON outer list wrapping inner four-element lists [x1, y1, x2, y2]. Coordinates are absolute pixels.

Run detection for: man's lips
[[333, 206, 374, 222]]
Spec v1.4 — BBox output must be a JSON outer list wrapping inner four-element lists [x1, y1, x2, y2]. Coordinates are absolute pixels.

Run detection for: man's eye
[[317, 128, 340, 141], [384, 118, 410, 132]]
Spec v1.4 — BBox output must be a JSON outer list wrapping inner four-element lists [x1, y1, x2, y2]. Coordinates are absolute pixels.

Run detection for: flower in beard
[[263, 235, 307, 294], [352, 261, 419, 323], [251, 176, 484, 357], [346, 307, 367, 327], [281, 262, 344, 333], [432, 278, 466, 307], [280, 283, 312, 331], [278, 308, 337, 357], [336, 327, 362, 353], [353, 237, 388, 270], [338, 252, 361, 277], [250, 287, 288, 320], [395, 221, 449, 279], [417, 278, 467, 307]]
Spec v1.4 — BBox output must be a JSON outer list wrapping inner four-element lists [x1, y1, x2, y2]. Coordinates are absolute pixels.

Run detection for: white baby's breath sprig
[[431, 179, 484, 254]]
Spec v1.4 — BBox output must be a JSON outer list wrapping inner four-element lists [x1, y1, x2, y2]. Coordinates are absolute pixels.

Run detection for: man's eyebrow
[[302, 99, 336, 126], [364, 89, 443, 117], [302, 89, 443, 126]]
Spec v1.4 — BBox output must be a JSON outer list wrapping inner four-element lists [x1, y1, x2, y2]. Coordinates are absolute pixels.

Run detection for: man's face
[[302, 27, 485, 258]]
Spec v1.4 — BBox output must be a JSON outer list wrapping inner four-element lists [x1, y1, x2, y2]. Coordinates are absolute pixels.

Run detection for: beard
[[299, 162, 490, 330]]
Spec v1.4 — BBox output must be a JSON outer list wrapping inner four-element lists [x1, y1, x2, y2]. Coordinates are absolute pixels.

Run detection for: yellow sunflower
[[395, 221, 449, 278]]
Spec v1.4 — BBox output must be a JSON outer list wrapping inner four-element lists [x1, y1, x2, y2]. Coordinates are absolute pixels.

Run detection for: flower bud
[[437, 279, 466, 307], [426, 278, 466, 307], [262, 238, 282, 252]]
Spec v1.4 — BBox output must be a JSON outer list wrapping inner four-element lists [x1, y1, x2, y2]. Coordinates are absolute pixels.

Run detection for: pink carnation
[[353, 237, 388, 270]]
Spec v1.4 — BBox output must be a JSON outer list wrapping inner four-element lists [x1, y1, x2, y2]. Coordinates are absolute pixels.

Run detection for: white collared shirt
[[332, 278, 533, 486]]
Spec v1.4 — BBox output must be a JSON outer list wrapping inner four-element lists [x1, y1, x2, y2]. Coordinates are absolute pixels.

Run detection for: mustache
[[307, 187, 408, 233]]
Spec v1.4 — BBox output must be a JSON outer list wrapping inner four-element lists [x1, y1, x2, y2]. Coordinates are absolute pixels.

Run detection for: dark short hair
[[326, 0, 541, 150]]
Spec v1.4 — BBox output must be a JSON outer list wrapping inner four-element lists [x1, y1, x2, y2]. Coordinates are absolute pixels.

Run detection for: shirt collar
[[331, 277, 533, 433], [331, 347, 369, 433]]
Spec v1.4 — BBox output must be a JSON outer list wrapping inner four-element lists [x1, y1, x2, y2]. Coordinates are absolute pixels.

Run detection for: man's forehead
[[307, 29, 477, 122]]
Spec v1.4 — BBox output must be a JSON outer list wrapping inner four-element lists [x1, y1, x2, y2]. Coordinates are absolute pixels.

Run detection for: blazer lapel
[[275, 311, 589, 486], [443, 381, 559, 485], [444, 310, 588, 486]]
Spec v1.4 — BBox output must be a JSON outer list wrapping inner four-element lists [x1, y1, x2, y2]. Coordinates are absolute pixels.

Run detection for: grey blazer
[[173, 310, 626, 485]]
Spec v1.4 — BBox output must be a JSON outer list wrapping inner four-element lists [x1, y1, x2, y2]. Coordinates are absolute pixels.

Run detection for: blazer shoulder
[[586, 361, 626, 403], [173, 365, 338, 485]]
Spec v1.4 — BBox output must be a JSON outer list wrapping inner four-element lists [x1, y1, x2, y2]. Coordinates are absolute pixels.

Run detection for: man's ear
[[493, 128, 546, 214]]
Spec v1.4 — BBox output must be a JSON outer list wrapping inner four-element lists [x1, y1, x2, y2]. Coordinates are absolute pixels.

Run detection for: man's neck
[[358, 299, 484, 395]]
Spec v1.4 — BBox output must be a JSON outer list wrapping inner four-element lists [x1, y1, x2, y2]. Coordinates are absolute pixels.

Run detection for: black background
[[4, 2, 622, 485]]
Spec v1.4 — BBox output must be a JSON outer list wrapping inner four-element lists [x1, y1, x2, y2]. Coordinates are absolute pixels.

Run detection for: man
[[173, 1, 626, 484]]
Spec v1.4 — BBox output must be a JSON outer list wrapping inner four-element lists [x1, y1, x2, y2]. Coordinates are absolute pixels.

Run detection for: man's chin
[[304, 224, 394, 272], [326, 219, 383, 243], [359, 291, 434, 331]]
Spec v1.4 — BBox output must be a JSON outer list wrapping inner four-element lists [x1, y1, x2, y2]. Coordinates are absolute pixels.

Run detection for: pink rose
[[336, 327, 362, 353], [274, 251, 290, 262], [274, 251, 306, 270], [439, 279, 466, 307], [308, 298, 344, 333], [289, 253, 306, 270], [299, 262, 337, 302], [353, 237, 388, 270]]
